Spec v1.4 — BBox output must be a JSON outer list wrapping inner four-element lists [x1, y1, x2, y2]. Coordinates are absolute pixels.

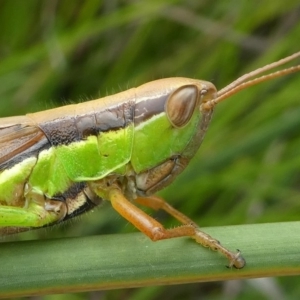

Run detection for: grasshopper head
[[131, 78, 217, 195]]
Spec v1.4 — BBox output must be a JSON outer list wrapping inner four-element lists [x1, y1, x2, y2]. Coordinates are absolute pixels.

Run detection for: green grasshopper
[[0, 52, 299, 269]]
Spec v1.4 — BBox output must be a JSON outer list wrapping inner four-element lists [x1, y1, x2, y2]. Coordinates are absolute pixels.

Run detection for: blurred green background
[[0, 0, 300, 299]]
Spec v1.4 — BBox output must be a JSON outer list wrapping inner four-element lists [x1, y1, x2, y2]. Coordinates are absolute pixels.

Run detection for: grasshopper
[[0, 52, 299, 269]]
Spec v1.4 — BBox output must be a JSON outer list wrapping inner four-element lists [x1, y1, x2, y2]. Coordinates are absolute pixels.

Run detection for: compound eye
[[166, 85, 198, 128]]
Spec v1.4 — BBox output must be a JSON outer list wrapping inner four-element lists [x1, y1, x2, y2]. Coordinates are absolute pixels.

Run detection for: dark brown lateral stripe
[[134, 93, 168, 126], [39, 101, 135, 146], [94, 100, 135, 132], [40, 117, 80, 146]]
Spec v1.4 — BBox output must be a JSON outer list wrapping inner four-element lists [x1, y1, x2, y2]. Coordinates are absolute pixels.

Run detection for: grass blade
[[1, 221, 300, 298]]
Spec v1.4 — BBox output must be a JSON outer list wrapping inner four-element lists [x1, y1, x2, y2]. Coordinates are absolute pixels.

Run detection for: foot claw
[[227, 250, 246, 269]]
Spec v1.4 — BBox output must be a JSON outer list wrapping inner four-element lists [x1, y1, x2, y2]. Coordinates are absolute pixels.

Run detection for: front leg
[[108, 188, 245, 269]]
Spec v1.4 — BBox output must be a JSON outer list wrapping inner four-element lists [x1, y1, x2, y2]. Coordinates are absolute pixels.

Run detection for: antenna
[[201, 52, 300, 111]]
